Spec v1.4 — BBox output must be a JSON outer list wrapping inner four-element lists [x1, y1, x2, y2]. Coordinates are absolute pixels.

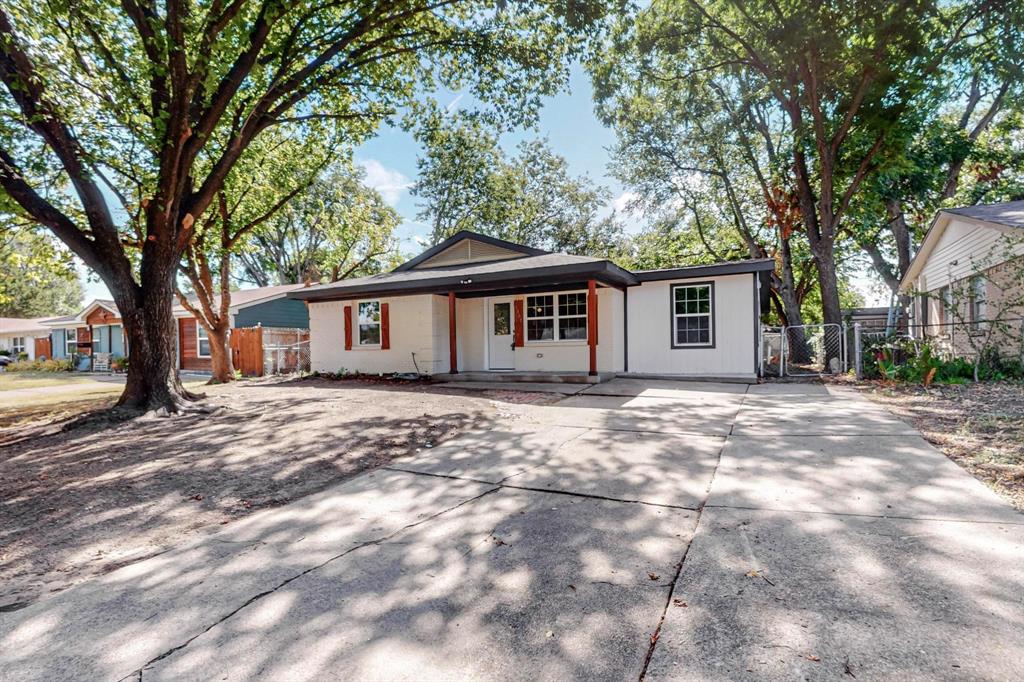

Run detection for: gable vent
[[415, 238, 525, 269]]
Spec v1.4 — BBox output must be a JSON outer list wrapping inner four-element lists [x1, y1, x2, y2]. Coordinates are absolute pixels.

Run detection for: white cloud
[[358, 159, 412, 206], [611, 191, 640, 215]]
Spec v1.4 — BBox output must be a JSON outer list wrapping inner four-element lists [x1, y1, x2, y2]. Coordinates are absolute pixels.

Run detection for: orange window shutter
[[343, 305, 352, 350], [381, 302, 390, 350], [513, 299, 525, 347]]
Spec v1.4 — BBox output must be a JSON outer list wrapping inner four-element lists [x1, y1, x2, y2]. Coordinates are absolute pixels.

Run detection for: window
[[12, 337, 25, 354], [65, 328, 78, 355], [671, 283, 714, 348], [357, 300, 381, 346], [969, 276, 986, 329], [196, 324, 211, 358], [526, 292, 588, 342], [937, 286, 950, 325]]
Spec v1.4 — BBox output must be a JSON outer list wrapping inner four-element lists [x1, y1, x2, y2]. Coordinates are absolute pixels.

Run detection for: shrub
[[7, 357, 75, 372]]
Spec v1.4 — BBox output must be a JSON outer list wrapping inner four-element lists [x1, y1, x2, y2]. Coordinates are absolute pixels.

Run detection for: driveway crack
[[127, 486, 500, 679], [637, 389, 739, 680]]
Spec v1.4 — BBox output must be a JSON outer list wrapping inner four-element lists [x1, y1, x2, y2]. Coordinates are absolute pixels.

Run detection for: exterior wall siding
[[917, 218, 1024, 292], [308, 289, 627, 375], [178, 317, 212, 371], [233, 297, 310, 329], [308, 295, 444, 375], [625, 274, 756, 379]]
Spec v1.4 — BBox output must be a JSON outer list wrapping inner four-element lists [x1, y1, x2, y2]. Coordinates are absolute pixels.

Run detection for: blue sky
[[353, 64, 631, 256]]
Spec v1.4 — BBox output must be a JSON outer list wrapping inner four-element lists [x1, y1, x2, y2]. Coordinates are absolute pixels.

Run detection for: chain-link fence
[[852, 317, 1024, 379], [261, 327, 310, 375], [783, 323, 846, 376]]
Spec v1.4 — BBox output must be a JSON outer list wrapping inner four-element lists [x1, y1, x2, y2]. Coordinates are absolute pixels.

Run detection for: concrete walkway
[[1, 380, 1021, 680]]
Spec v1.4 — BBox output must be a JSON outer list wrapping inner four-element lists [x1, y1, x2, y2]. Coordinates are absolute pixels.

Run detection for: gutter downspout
[[623, 287, 628, 373]]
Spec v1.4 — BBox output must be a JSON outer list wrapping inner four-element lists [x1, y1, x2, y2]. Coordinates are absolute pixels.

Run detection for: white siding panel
[[626, 274, 756, 378], [309, 295, 441, 375], [918, 218, 1024, 291]]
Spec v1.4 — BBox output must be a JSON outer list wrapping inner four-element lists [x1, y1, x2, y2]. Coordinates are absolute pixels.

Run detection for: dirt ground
[[856, 381, 1024, 511], [0, 377, 555, 611]]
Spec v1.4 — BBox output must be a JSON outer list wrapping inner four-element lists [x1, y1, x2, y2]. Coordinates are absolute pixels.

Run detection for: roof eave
[[633, 259, 776, 282], [289, 260, 635, 302]]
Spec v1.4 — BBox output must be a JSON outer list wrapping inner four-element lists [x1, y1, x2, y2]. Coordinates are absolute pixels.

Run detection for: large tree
[[591, 0, 999, 327], [412, 112, 625, 256], [237, 160, 400, 287], [0, 0, 607, 412]]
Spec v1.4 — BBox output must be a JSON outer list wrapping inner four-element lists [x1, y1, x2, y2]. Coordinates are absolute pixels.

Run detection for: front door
[[488, 299, 515, 370]]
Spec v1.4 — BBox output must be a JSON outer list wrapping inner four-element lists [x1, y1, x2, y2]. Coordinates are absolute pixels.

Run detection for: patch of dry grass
[[857, 381, 1024, 511]]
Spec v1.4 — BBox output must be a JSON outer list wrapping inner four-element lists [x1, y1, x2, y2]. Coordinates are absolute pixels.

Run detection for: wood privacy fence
[[230, 326, 310, 377]]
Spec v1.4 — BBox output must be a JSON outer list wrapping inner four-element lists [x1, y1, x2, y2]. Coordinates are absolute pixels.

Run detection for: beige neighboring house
[[900, 200, 1024, 356], [0, 317, 52, 360]]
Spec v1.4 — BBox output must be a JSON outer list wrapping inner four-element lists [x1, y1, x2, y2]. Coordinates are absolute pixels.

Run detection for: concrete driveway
[[2, 379, 1022, 680]]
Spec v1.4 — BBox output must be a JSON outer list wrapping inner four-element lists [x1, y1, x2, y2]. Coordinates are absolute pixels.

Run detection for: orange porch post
[[587, 279, 598, 376], [448, 292, 458, 374]]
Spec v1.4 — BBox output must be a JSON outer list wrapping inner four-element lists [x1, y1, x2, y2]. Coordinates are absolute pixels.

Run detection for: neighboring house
[[39, 284, 310, 372], [0, 317, 52, 360], [174, 283, 309, 372], [900, 200, 1024, 355], [290, 231, 773, 382]]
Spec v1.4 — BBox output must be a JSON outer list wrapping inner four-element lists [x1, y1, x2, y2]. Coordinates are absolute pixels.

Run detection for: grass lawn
[[0, 372, 207, 429], [0, 371, 98, 390]]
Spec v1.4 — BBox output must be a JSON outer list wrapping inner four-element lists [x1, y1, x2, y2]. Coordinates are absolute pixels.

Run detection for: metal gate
[[781, 323, 846, 376]]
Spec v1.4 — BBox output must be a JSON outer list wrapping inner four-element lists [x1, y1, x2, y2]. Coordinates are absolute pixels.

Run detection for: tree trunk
[[812, 238, 843, 327], [114, 268, 202, 412], [207, 323, 235, 383]]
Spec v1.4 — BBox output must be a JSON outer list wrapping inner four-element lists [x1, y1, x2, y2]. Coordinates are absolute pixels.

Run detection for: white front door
[[488, 298, 515, 370]]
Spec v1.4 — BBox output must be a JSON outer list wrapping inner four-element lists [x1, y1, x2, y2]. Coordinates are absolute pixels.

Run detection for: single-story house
[[289, 231, 774, 382], [0, 317, 52, 360], [900, 200, 1024, 355], [39, 284, 310, 371]]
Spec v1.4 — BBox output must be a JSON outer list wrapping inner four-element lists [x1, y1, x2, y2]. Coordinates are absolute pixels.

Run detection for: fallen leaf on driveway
[[545, 630, 554, 638], [648, 572, 660, 581], [672, 598, 687, 607], [804, 654, 820, 662]]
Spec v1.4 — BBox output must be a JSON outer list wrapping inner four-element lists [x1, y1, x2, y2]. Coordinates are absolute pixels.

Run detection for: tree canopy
[[412, 112, 625, 256], [0, 0, 611, 410]]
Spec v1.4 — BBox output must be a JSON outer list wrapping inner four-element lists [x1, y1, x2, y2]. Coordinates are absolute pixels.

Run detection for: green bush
[[7, 357, 75, 372], [862, 336, 1022, 384]]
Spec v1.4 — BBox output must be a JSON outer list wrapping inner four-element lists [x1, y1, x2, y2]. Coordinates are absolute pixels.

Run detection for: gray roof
[[290, 253, 632, 301], [944, 200, 1024, 229]]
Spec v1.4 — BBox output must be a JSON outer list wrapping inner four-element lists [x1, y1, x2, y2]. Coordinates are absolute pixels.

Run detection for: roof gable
[[393, 231, 547, 272]]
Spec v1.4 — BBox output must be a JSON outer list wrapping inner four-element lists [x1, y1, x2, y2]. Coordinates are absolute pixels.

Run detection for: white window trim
[[12, 337, 25, 354], [524, 290, 589, 345], [356, 299, 382, 348], [196, 322, 211, 358], [65, 328, 78, 355], [670, 282, 715, 349]]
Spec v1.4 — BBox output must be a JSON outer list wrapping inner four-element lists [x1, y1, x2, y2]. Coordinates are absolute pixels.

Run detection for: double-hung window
[[12, 337, 25, 354], [969, 276, 986, 329], [526, 292, 588, 342], [671, 283, 714, 348], [357, 300, 381, 346], [196, 324, 211, 358], [65, 328, 78, 355]]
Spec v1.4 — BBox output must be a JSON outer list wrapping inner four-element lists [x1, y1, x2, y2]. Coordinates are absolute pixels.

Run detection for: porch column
[[448, 292, 458, 374], [588, 279, 598, 376]]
